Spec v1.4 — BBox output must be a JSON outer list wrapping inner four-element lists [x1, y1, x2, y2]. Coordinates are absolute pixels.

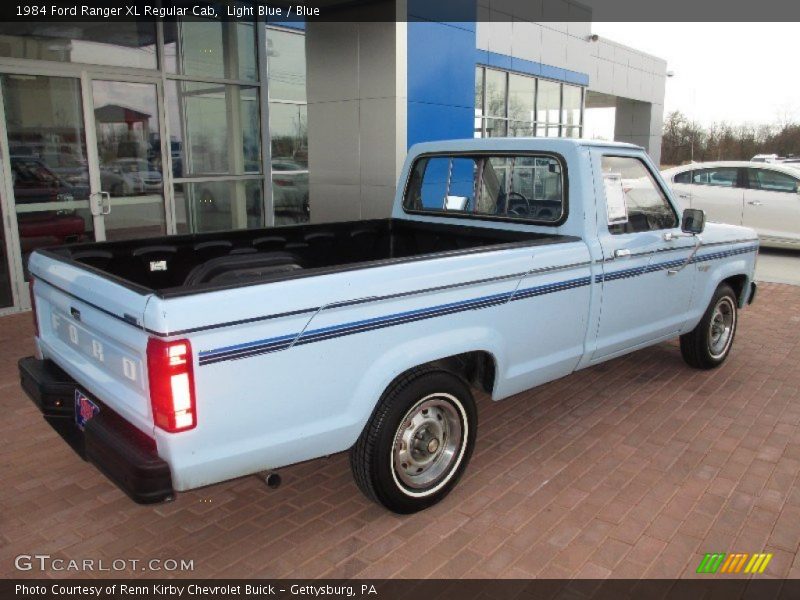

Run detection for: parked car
[[751, 154, 781, 163], [100, 158, 162, 196], [19, 139, 757, 514], [10, 157, 88, 256], [196, 159, 309, 223], [662, 161, 800, 249], [780, 157, 800, 169], [271, 159, 309, 222]]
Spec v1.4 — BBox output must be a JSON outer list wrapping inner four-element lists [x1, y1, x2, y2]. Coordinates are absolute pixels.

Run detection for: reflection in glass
[[474, 67, 484, 138], [92, 80, 165, 240], [485, 118, 507, 137], [270, 103, 309, 225], [175, 180, 263, 233], [2, 75, 91, 276], [485, 69, 506, 117], [167, 81, 261, 177], [508, 121, 534, 137], [562, 85, 582, 129], [508, 74, 535, 124], [266, 28, 307, 102], [0, 23, 157, 69], [536, 80, 561, 129], [164, 21, 257, 81], [535, 126, 560, 138], [269, 103, 307, 167]]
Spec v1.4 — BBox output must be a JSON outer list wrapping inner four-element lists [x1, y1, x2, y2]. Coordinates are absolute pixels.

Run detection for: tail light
[[29, 278, 39, 337], [147, 338, 197, 432]]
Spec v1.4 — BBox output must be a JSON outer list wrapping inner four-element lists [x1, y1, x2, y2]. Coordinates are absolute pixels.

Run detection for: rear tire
[[350, 368, 477, 514], [680, 283, 738, 369]]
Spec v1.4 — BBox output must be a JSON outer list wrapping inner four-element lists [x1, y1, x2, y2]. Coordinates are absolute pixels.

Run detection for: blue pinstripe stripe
[[198, 242, 757, 366], [596, 243, 757, 283], [198, 275, 592, 365]]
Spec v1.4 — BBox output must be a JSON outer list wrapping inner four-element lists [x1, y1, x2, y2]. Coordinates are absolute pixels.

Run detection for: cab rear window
[[403, 154, 565, 224]]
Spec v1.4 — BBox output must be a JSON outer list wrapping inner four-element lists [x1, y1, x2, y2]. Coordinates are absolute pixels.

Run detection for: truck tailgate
[[29, 251, 155, 434]]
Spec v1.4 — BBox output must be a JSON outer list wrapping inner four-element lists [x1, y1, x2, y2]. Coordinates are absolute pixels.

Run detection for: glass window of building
[[163, 21, 257, 82], [267, 26, 309, 226], [536, 79, 561, 137], [166, 17, 263, 234], [508, 74, 535, 137], [2, 75, 92, 277], [167, 81, 261, 177], [266, 27, 307, 102], [474, 67, 484, 138], [475, 66, 584, 139], [484, 68, 507, 119], [0, 23, 157, 69], [561, 84, 583, 138]]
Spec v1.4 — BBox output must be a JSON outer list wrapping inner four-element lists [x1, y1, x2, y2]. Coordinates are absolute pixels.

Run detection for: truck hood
[[700, 222, 759, 246]]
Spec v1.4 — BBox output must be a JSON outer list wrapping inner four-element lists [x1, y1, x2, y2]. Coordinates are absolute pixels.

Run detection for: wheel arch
[[720, 273, 750, 308], [344, 328, 503, 449]]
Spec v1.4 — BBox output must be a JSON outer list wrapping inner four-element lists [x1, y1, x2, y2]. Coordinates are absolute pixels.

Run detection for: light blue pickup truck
[[19, 139, 758, 513]]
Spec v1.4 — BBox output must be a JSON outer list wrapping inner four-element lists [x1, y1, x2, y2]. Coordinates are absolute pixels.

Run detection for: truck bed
[[38, 218, 576, 296]]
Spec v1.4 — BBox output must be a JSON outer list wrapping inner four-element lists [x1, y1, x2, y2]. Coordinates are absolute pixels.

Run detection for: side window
[[692, 167, 738, 187], [747, 168, 799, 193], [601, 155, 678, 234], [404, 154, 565, 223], [673, 170, 692, 184]]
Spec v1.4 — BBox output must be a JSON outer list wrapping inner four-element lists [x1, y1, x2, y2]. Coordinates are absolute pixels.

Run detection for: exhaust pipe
[[262, 471, 282, 489]]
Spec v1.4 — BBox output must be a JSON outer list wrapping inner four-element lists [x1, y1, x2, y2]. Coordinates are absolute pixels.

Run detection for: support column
[[614, 98, 664, 165], [305, 1, 407, 223]]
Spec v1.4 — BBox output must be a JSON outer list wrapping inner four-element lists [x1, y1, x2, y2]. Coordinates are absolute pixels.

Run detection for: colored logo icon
[[697, 552, 773, 574]]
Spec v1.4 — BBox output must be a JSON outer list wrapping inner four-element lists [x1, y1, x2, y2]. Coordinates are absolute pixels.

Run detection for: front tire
[[680, 283, 738, 369], [350, 368, 477, 514]]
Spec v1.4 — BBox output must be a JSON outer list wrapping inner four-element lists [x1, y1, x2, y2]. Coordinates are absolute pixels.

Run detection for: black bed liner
[[39, 218, 579, 298]]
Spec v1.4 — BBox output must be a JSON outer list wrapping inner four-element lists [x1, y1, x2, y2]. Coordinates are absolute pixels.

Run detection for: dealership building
[[0, 1, 666, 313]]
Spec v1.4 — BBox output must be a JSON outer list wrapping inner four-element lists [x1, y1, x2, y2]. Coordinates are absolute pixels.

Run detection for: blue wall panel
[[407, 102, 474, 146], [406, 5, 477, 148], [407, 6, 591, 148]]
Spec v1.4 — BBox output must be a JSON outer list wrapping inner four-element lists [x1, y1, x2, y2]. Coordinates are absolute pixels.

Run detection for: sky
[[586, 23, 799, 137]]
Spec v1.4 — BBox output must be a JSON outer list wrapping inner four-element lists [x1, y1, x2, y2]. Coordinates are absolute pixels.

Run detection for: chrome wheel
[[391, 393, 467, 497], [708, 296, 736, 358]]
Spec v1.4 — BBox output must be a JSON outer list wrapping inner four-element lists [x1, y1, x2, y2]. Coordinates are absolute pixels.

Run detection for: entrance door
[[86, 79, 167, 241], [0, 74, 94, 289], [0, 72, 168, 309]]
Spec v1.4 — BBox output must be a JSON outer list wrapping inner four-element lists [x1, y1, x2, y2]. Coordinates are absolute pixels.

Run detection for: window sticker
[[603, 172, 628, 224]]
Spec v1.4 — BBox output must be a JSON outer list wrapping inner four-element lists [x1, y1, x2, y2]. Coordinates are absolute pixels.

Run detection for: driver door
[[591, 152, 697, 361]]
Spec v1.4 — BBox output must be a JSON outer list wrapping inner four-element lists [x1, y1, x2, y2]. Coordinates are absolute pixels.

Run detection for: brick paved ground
[[1, 283, 800, 580]]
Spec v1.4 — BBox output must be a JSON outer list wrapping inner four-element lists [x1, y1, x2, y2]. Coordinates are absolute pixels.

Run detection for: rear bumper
[[18, 356, 174, 504]]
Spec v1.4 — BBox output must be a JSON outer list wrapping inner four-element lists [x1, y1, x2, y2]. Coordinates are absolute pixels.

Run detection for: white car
[[662, 161, 800, 249], [751, 154, 781, 164]]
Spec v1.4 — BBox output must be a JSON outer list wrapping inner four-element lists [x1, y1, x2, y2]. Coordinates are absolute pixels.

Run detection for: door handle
[[89, 191, 111, 216], [677, 193, 690, 199], [100, 191, 111, 215], [614, 248, 631, 258], [747, 200, 763, 206]]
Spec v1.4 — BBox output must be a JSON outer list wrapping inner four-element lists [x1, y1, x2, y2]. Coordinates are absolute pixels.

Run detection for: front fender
[[687, 251, 755, 331]]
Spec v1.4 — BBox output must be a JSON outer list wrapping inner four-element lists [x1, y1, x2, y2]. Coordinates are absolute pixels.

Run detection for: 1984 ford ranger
[[19, 139, 758, 513]]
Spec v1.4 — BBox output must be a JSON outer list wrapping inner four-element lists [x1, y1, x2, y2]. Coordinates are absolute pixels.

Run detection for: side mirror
[[681, 208, 706, 235]]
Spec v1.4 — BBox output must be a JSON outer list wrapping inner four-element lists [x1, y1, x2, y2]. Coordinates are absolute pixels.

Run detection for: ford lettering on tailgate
[[50, 309, 143, 390]]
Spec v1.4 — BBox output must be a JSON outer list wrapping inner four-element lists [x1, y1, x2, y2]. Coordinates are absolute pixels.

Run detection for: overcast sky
[[588, 23, 799, 135]]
